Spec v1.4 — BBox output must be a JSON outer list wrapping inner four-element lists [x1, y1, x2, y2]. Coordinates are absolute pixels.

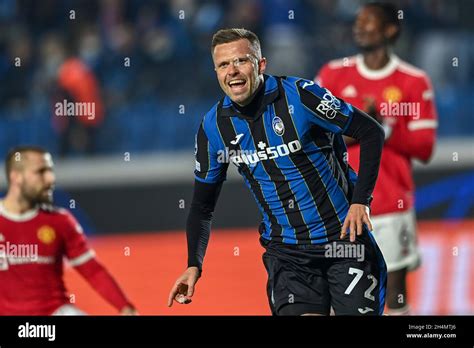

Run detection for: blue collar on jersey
[[219, 74, 280, 118]]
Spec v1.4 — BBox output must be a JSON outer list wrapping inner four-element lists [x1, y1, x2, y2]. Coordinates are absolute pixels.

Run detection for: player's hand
[[120, 305, 138, 315], [340, 204, 373, 242], [167, 267, 201, 307]]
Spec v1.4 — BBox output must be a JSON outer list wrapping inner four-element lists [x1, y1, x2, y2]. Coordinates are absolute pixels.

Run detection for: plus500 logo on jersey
[[230, 140, 302, 167], [316, 89, 341, 120]]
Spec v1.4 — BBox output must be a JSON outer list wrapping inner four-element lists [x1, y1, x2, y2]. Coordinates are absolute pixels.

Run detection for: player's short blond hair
[[5, 145, 48, 184], [211, 28, 262, 59]]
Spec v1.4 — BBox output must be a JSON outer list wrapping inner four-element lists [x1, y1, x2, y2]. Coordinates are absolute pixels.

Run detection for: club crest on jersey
[[37, 226, 56, 245], [272, 116, 285, 136]]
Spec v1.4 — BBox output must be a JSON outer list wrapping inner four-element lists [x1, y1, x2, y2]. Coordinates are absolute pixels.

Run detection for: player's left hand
[[340, 204, 373, 242]]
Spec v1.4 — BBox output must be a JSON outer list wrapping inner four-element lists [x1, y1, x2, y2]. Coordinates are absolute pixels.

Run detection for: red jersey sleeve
[[60, 210, 134, 312], [385, 74, 438, 162], [60, 209, 95, 266], [314, 63, 333, 89]]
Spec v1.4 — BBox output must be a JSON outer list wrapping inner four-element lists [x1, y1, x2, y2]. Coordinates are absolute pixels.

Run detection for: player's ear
[[9, 169, 21, 186], [258, 57, 267, 75], [384, 24, 398, 42]]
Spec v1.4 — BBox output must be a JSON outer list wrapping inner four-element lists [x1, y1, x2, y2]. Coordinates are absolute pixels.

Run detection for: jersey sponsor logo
[[227, 140, 302, 167], [230, 133, 244, 145], [37, 226, 56, 245], [8, 255, 55, 265], [272, 116, 285, 136], [0, 233, 4, 242], [316, 89, 341, 120]]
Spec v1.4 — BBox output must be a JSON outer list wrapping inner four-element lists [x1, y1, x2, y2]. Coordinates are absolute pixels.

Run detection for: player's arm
[[167, 180, 223, 307], [187, 180, 223, 272], [297, 79, 384, 241], [384, 76, 438, 162], [314, 64, 357, 147], [168, 121, 227, 307], [73, 258, 136, 315], [62, 211, 136, 315]]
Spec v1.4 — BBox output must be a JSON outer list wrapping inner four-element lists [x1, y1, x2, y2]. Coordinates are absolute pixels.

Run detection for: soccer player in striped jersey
[[315, 3, 437, 315], [0, 146, 136, 315], [168, 28, 387, 315]]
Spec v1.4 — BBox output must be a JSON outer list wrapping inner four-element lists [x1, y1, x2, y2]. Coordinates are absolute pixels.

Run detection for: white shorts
[[371, 209, 421, 273], [52, 304, 87, 316]]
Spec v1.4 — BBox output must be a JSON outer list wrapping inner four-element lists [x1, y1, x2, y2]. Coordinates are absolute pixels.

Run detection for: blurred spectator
[[0, 28, 33, 116], [36, 33, 105, 156]]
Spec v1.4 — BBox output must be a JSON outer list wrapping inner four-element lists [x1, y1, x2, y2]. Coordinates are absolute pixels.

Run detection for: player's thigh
[[327, 239, 387, 315], [371, 210, 420, 273], [262, 249, 331, 316]]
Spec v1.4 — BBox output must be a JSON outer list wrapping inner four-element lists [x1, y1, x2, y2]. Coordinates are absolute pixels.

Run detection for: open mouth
[[228, 79, 247, 92]]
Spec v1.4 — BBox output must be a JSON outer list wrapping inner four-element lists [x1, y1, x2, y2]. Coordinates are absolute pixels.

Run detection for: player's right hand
[[167, 266, 201, 307]]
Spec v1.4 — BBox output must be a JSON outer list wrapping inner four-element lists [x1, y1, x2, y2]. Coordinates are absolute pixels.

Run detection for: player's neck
[[1, 193, 36, 215], [362, 48, 391, 70], [233, 77, 265, 118]]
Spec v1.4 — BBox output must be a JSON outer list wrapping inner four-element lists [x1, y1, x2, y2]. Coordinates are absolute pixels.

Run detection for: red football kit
[[0, 202, 132, 315], [316, 54, 437, 215]]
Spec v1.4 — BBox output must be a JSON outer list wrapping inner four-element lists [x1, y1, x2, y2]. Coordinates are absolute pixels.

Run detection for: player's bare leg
[[385, 268, 411, 315]]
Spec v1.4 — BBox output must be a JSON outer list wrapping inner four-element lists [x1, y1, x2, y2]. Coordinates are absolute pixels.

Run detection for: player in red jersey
[[0, 146, 136, 315], [316, 3, 437, 315]]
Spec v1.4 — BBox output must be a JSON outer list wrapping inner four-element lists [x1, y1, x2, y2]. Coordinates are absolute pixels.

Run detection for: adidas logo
[[341, 85, 357, 98]]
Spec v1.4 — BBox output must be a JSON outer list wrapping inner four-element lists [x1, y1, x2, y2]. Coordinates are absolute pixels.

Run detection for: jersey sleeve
[[406, 74, 438, 131], [385, 75, 438, 162], [194, 121, 228, 184], [61, 210, 95, 267], [295, 78, 354, 134], [314, 63, 332, 89]]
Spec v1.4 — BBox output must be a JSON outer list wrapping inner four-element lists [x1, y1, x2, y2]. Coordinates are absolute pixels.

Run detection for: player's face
[[19, 152, 56, 205], [353, 7, 386, 51], [213, 39, 266, 106]]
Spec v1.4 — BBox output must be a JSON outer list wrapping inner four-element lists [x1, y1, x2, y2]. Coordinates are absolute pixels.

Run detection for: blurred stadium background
[[0, 0, 473, 315]]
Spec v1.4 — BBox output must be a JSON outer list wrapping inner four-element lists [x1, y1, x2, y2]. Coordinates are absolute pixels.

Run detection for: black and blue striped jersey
[[194, 74, 362, 245]]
